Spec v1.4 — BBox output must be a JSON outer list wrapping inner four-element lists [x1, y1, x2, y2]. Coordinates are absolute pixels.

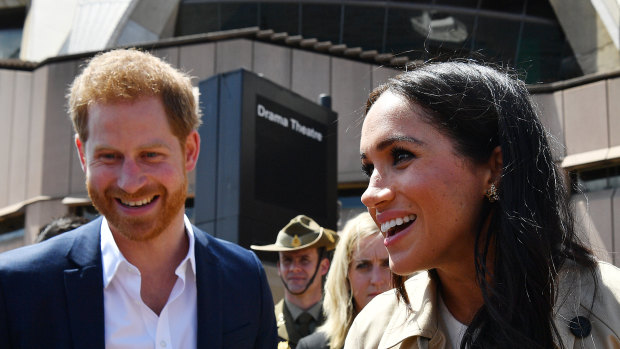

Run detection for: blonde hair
[[318, 211, 381, 349], [68, 48, 201, 143]]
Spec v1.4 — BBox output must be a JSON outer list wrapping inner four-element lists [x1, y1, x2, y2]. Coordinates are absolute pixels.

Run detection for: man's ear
[[75, 135, 87, 172], [319, 258, 330, 277], [276, 261, 281, 277], [184, 130, 200, 172]]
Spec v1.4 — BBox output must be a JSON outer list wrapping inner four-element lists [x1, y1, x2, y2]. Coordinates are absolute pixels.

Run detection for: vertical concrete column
[[331, 57, 372, 184], [549, 0, 620, 75]]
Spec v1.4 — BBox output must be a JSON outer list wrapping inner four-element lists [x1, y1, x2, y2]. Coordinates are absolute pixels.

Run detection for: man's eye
[[144, 152, 160, 158], [99, 153, 118, 160]]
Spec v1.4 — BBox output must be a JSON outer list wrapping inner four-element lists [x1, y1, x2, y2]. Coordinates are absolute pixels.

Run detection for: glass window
[[0, 7, 25, 59], [517, 22, 581, 83], [526, 0, 556, 18], [391, 0, 432, 3], [337, 188, 366, 230], [175, 2, 220, 36], [387, 8, 475, 61], [610, 167, 620, 189], [572, 165, 620, 193], [435, 0, 480, 8], [575, 167, 611, 192], [221, 3, 258, 30], [259, 2, 299, 35], [0, 214, 24, 242], [479, 0, 525, 13], [301, 3, 341, 43], [0, 29, 22, 59], [473, 15, 520, 65], [73, 205, 100, 221], [342, 4, 385, 51], [385, 8, 430, 60]]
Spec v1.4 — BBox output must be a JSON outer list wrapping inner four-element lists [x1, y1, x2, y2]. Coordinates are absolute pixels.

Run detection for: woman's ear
[[487, 146, 503, 186]]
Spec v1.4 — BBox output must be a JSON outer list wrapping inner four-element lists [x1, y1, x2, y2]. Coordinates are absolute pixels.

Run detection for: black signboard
[[194, 69, 337, 257], [254, 95, 328, 218]]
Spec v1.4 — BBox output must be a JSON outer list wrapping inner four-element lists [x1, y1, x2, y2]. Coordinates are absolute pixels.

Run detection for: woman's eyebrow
[[360, 135, 424, 159]]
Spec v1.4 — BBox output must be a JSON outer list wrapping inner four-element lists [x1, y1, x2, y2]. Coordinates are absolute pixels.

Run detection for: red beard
[[87, 176, 187, 241]]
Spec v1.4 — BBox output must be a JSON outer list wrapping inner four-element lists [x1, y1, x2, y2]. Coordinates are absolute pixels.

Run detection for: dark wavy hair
[[365, 61, 595, 348]]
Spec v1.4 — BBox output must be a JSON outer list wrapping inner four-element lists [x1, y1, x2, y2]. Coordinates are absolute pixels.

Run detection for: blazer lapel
[[194, 227, 223, 349], [64, 218, 105, 349]]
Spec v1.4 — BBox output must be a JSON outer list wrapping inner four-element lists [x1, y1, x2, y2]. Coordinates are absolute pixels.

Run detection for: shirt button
[[160, 340, 167, 347]]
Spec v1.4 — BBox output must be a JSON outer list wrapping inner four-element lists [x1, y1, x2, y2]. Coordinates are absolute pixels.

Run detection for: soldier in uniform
[[252, 215, 338, 349]]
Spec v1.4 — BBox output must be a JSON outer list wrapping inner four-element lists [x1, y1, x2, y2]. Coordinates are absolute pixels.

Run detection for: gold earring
[[485, 184, 499, 203]]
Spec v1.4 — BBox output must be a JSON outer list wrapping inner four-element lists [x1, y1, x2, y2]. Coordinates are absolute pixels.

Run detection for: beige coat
[[345, 261, 620, 349]]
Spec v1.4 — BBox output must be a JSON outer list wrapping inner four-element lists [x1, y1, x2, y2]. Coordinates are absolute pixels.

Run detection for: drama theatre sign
[[256, 102, 324, 142]]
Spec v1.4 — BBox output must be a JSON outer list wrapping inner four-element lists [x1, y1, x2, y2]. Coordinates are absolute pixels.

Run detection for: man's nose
[[117, 158, 146, 193], [287, 261, 304, 272]]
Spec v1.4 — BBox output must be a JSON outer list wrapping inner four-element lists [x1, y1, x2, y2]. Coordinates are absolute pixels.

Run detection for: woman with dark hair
[[345, 61, 620, 348]]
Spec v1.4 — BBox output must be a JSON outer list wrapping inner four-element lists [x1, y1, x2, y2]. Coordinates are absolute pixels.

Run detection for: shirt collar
[[284, 298, 323, 322], [101, 215, 196, 288]]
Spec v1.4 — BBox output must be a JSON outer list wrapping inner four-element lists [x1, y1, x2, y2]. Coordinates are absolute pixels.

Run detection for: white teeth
[[381, 214, 416, 233], [121, 196, 155, 207]]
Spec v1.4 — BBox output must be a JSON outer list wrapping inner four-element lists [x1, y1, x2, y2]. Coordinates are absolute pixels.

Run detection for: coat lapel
[[63, 218, 105, 349], [379, 273, 441, 349], [194, 227, 223, 349]]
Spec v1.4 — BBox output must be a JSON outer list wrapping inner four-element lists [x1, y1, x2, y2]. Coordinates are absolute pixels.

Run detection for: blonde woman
[[297, 212, 391, 349]]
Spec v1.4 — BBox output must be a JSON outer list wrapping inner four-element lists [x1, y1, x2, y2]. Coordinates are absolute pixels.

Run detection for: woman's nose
[[361, 171, 394, 210], [370, 266, 388, 287]]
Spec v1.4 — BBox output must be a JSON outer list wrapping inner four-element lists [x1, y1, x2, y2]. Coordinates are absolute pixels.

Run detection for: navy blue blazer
[[0, 217, 277, 348]]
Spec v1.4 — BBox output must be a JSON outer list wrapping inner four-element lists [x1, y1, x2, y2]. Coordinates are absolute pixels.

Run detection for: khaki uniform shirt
[[276, 299, 325, 349], [345, 261, 620, 349]]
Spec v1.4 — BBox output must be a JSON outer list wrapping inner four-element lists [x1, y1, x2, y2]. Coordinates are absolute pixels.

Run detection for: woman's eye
[[356, 262, 370, 270], [391, 148, 414, 165], [361, 163, 374, 177]]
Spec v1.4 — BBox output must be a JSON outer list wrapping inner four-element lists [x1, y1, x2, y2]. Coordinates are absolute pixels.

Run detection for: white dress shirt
[[101, 216, 198, 349]]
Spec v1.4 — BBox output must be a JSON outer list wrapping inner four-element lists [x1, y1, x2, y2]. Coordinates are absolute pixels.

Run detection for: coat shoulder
[[345, 288, 400, 349], [345, 272, 432, 349]]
